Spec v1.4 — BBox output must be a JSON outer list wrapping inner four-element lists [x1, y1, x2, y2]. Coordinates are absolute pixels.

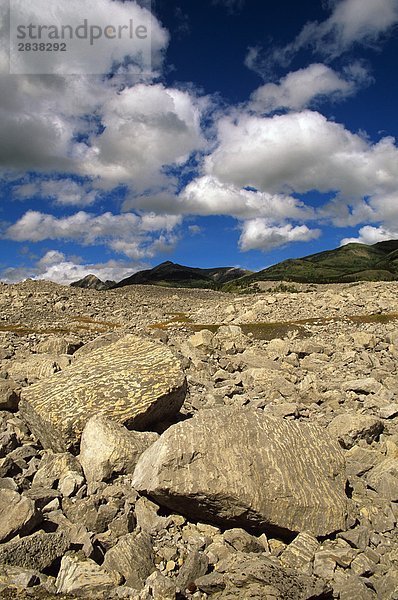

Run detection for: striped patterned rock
[[132, 407, 347, 537], [20, 335, 186, 453]]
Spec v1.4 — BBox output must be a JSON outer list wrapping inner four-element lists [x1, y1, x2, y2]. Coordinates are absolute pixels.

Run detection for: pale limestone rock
[[280, 532, 319, 570], [103, 531, 155, 590], [34, 335, 82, 355], [0, 380, 20, 411], [79, 414, 158, 488], [32, 450, 83, 492], [188, 329, 214, 349], [195, 551, 330, 599], [342, 377, 383, 395], [20, 334, 186, 452], [132, 407, 347, 537], [0, 490, 40, 542], [327, 414, 383, 449], [56, 553, 116, 596], [0, 531, 69, 571], [7, 354, 72, 384], [366, 458, 398, 501]]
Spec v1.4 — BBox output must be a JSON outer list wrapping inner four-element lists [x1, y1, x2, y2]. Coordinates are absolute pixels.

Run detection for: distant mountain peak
[[112, 262, 252, 290], [70, 274, 115, 291]]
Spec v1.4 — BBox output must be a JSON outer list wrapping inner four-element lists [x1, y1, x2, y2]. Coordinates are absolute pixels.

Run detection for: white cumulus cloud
[[3, 210, 182, 260], [7, 0, 168, 76], [13, 179, 99, 207], [204, 110, 398, 201], [340, 225, 398, 246], [249, 63, 370, 113], [0, 250, 143, 285], [239, 220, 321, 252]]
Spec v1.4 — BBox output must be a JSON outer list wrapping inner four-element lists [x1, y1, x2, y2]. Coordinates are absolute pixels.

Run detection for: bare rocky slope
[[1, 279, 398, 598]]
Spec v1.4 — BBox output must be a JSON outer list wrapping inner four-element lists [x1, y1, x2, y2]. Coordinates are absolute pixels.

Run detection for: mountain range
[[112, 262, 251, 290], [70, 240, 398, 291]]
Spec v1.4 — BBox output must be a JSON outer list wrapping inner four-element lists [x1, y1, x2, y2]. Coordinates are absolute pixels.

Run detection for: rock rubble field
[[1, 279, 398, 598]]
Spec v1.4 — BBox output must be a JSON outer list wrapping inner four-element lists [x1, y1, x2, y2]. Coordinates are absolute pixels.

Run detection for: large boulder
[[19, 335, 186, 453], [132, 407, 347, 537]]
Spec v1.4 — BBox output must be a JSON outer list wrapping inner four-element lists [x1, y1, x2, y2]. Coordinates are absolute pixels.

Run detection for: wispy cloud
[[246, 0, 398, 75], [212, 0, 246, 15], [248, 62, 372, 113]]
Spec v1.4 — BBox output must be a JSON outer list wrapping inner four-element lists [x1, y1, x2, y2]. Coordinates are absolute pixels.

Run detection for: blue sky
[[1, 0, 398, 283]]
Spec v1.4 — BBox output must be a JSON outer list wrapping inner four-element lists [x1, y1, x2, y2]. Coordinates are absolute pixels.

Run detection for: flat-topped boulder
[[19, 334, 186, 453], [132, 407, 348, 537]]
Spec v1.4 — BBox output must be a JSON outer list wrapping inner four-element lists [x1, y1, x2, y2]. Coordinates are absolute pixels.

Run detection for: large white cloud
[[179, 176, 313, 220], [0, 77, 206, 191], [0, 250, 143, 284], [3, 210, 182, 260], [82, 84, 207, 190], [123, 175, 315, 224], [0, 0, 206, 193], [340, 225, 398, 246], [239, 220, 321, 252], [249, 63, 370, 113], [7, 0, 168, 75], [204, 110, 398, 200]]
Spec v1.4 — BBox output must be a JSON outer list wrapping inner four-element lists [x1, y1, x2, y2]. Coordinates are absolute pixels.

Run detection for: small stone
[[103, 531, 155, 590], [144, 570, 177, 600], [222, 528, 264, 553], [134, 496, 168, 534], [59, 473, 85, 497], [165, 560, 176, 573], [327, 414, 383, 449], [350, 552, 377, 576], [268, 539, 287, 556], [373, 569, 398, 599], [0, 380, 20, 411], [367, 458, 398, 501], [342, 378, 383, 395], [32, 450, 83, 491], [189, 330, 214, 349], [338, 526, 370, 550], [176, 550, 208, 590], [280, 532, 319, 570], [0, 564, 40, 589], [333, 572, 375, 600], [313, 552, 336, 580], [379, 404, 398, 419], [345, 445, 382, 477]]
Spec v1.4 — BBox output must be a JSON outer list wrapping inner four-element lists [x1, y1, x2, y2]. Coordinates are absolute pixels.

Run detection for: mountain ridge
[[70, 240, 398, 291]]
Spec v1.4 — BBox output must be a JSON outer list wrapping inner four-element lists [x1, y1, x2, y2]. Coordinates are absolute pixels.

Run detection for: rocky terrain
[[1, 278, 398, 598]]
